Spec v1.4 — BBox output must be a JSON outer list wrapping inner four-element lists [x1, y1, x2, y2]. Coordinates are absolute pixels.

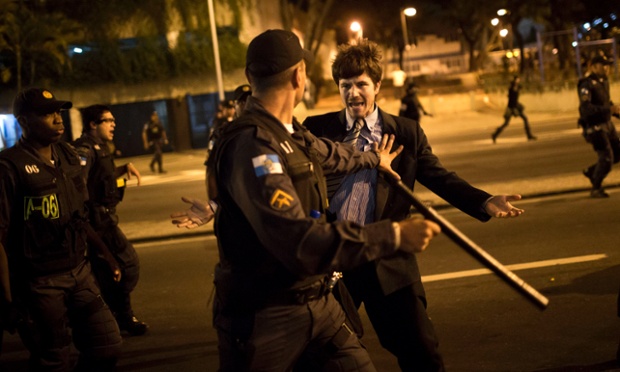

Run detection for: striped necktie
[[325, 119, 364, 199]]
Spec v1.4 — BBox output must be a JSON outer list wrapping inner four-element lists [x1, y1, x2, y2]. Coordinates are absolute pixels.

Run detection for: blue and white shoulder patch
[[252, 154, 283, 177], [79, 156, 87, 166]]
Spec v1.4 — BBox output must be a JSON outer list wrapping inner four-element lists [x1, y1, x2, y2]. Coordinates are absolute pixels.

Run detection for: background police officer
[[578, 55, 620, 198], [74, 104, 148, 336], [142, 111, 169, 173], [0, 88, 122, 370]]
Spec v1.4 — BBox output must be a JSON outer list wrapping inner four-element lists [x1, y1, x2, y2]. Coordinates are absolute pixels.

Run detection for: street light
[[400, 7, 417, 49], [350, 21, 363, 43]]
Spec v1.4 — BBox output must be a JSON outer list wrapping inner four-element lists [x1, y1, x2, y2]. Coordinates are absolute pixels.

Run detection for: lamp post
[[400, 7, 417, 72], [350, 21, 363, 44], [400, 7, 417, 48]]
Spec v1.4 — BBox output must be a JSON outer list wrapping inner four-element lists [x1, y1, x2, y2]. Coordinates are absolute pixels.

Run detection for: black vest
[[212, 115, 328, 314], [0, 141, 89, 277], [74, 135, 122, 208]]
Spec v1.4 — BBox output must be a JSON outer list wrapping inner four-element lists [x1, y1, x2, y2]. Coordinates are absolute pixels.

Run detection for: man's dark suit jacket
[[304, 108, 492, 296]]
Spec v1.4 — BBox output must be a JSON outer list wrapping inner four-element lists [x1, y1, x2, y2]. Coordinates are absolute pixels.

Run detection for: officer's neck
[[23, 136, 54, 163]]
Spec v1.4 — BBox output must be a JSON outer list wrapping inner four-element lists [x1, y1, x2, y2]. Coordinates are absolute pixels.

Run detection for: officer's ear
[[89, 121, 98, 131]]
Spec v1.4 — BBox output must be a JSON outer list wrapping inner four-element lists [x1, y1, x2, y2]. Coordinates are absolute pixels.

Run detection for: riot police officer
[[578, 55, 620, 198], [0, 88, 122, 370], [74, 104, 148, 336]]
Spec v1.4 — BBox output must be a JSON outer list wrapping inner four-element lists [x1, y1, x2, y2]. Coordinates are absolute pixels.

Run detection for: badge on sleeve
[[79, 156, 87, 166], [270, 189, 294, 209], [252, 154, 283, 177]]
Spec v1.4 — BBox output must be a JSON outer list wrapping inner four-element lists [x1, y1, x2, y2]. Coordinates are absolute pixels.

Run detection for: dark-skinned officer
[[73, 104, 148, 336], [0, 88, 122, 370]]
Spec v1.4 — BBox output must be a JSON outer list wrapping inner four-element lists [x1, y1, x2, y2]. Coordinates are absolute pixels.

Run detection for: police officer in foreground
[[74, 104, 148, 336], [207, 29, 444, 371], [0, 88, 122, 370], [578, 55, 620, 198]]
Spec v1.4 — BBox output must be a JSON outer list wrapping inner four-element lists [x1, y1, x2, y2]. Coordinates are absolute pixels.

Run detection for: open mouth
[[348, 101, 364, 108]]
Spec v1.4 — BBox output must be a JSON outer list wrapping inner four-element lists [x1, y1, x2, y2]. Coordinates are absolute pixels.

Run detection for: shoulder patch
[[270, 189, 294, 210], [252, 154, 283, 177]]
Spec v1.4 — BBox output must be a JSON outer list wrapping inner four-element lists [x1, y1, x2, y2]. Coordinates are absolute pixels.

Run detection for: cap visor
[[35, 100, 73, 115]]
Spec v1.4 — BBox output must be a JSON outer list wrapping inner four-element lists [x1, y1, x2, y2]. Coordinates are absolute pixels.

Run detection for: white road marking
[[421, 253, 608, 283]]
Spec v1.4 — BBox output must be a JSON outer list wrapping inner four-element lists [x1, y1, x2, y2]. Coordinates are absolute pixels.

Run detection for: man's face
[[94, 111, 116, 141], [591, 62, 608, 77], [234, 99, 247, 118], [339, 72, 381, 119], [22, 111, 64, 145], [223, 106, 235, 119]]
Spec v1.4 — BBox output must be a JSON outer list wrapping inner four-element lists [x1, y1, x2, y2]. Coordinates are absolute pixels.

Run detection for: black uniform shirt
[[579, 73, 613, 126], [215, 97, 400, 279]]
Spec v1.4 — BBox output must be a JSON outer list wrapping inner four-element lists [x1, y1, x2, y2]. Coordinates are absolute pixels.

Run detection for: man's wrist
[[481, 196, 494, 214], [208, 199, 219, 214]]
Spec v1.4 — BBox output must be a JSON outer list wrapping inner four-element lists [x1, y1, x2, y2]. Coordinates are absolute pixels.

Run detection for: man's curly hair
[[331, 39, 383, 85]]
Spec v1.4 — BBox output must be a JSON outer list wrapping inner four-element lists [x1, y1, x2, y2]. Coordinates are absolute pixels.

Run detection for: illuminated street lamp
[[491, 18, 500, 26], [499, 28, 509, 38], [497, 9, 508, 16], [350, 21, 363, 43], [400, 7, 417, 48]]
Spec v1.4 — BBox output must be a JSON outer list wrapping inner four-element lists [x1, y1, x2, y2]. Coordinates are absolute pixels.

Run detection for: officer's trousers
[[91, 221, 140, 320], [584, 121, 620, 189], [19, 259, 122, 371], [214, 293, 375, 371]]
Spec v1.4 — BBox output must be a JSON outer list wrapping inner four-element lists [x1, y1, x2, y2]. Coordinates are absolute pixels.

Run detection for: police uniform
[[0, 139, 122, 370], [399, 85, 426, 122], [73, 132, 145, 334], [143, 118, 166, 173], [492, 78, 536, 142], [578, 71, 620, 193], [212, 96, 401, 371]]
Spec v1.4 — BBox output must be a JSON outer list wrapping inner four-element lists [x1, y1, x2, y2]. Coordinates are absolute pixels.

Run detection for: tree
[[0, 0, 81, 91]]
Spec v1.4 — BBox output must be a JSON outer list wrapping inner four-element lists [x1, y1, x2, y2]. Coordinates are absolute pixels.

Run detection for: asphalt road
[[5, 189, 619, 371]]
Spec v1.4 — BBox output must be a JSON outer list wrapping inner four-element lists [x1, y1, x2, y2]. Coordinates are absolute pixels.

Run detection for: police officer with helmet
[[578, 54, 620, 198], [0, 88, 122, 370], [74, 104, 148, 336]]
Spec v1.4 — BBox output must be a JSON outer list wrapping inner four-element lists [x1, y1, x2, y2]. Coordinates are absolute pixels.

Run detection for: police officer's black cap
[[13, 88, 72, 117], [234, 84, 252, 102], [246, 29, 313, 77], [591, 55, 613, 65]]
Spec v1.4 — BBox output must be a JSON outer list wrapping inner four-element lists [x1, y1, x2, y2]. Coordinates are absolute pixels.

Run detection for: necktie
[[326, 119, 364, 199]]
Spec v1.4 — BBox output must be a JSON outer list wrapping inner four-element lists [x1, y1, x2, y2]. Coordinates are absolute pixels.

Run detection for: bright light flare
[[403, 7, 417, 17]]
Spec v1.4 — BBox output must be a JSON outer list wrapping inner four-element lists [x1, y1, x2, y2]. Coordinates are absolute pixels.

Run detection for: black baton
[[393, 179, 549, 310]]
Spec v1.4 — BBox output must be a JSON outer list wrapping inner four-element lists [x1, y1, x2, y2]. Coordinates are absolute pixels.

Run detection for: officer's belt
[[265, 279, 331, 306]]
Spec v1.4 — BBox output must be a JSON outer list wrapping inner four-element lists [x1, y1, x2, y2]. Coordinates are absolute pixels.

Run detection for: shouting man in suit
[[303, 40, 525, 372]]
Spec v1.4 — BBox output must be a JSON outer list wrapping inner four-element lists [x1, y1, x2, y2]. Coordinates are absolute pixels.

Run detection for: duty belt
[[267, 278, 333, 306]]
